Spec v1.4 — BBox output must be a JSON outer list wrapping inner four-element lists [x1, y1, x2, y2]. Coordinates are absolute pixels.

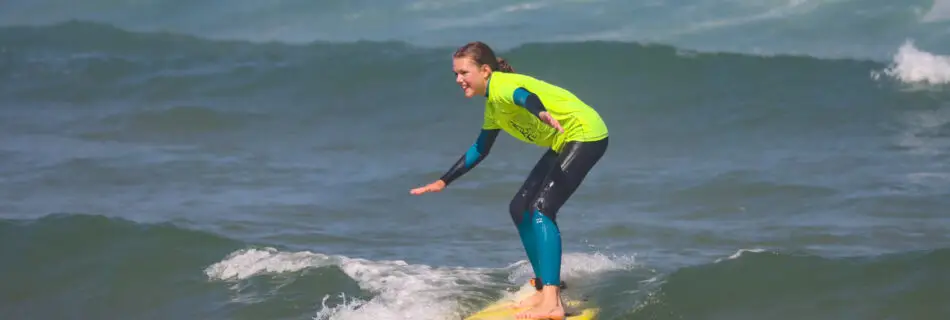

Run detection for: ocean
[[2, 0, 950, 319]]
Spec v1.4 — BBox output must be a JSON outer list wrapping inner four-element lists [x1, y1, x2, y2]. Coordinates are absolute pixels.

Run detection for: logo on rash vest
[[508, 120, 536, 142]]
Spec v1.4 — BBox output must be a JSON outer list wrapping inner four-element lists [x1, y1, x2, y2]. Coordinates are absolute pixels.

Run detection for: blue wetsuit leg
[[509, 137, 609, 287]]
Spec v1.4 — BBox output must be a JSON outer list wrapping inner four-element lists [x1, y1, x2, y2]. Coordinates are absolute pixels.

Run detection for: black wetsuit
[[437, 73, 608, 287]]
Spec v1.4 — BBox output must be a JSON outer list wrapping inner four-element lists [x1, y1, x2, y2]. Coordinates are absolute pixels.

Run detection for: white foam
[[204, 248, 638, 320], [714, 248, 767, 263], [319, 252, 637, 320], [315, 257, 495, 320], [873, 40, 950, 86], [203, 247, 338, 280]]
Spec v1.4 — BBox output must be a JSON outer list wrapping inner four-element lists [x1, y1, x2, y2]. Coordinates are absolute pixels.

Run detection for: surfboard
[[463, 285, 599, 320]]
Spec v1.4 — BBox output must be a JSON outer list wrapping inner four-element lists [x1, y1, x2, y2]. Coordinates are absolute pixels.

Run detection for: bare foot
[[515, 302, 565, 319], [515, 286, 565, 319], [511, 290, 543, 309]]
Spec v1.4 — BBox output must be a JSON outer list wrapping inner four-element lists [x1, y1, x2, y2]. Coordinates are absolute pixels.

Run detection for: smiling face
[[453, 56, 492, 98]]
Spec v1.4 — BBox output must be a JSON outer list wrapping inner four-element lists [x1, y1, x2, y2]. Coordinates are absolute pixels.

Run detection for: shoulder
[[493, 71, 539, 84], [487, 72, 530, 102], [491, 71, 552, 92]]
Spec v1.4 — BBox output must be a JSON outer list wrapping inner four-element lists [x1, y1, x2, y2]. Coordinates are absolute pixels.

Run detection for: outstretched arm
[[410, 129, 500, 195], [439, 128, 500, 186]]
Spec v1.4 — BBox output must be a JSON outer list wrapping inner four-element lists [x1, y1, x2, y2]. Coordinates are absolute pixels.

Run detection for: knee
[[529, 197, 549, 217], [509, 195, 527, 224], [531, 190, 561, 221]]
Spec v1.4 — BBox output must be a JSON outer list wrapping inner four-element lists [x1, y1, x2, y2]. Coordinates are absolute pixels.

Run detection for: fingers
[[410, 184, 441, 195], [541, 113, 565, 133], [549, 118, 564, 132]]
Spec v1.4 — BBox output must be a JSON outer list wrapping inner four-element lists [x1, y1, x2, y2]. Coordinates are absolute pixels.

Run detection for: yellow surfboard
[[463, 286, 599, 320]]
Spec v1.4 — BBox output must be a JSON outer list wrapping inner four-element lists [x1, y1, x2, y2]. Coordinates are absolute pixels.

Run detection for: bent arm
[[439, 129, 500, 186], [513, 87, 547, 118]]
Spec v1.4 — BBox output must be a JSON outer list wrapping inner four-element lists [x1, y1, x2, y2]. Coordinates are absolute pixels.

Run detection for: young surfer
[[410, 41, 608, 319]]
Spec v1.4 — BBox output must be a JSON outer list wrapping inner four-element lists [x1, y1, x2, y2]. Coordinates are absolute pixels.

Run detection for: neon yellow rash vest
[[482, 71, 608, 153]]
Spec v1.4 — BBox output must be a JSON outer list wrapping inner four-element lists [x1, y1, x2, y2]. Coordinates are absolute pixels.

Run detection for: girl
[[410, 41, 609, 320]]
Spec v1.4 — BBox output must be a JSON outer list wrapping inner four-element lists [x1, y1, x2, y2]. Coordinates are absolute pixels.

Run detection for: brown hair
[[453, 41, 514, 72]]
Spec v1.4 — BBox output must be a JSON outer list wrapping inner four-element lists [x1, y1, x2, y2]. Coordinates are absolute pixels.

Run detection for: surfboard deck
[[463, 286, 598, 320]]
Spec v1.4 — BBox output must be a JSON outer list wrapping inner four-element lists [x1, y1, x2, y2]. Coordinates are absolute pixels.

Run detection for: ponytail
[[496, 57, 514, 72]]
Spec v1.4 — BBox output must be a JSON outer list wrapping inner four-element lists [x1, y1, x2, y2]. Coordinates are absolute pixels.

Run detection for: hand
[[539, 111, 564, 133], [410, 180, 446, 195]]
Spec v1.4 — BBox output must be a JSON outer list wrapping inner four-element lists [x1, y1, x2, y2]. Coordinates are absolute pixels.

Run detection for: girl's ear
[[481, 64, 492, 78]]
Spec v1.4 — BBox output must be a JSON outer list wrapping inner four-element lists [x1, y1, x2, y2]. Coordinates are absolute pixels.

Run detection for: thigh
[[509, 149, 559, 224], [530, 137, 609, 220]]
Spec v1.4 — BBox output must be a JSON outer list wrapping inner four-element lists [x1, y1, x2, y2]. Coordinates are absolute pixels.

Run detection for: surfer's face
[[453, 57, 490, 98]]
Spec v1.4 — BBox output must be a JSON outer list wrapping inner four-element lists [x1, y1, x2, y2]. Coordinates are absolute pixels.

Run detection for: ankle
[[531, 278, 567, 291]]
